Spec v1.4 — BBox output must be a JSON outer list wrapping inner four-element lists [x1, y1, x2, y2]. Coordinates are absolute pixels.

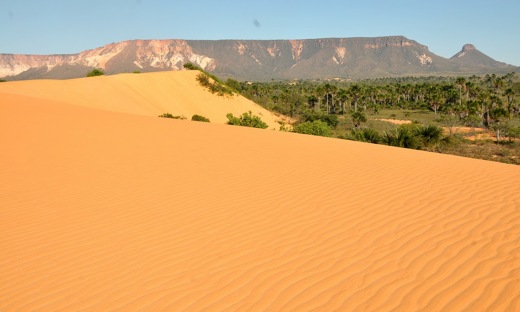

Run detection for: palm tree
[[503, 72, 516, 87], [490, 107, 509, 143], [455, 76, 466, 107], [323, 83, 338, 114], [348, 84, 362, 112], [351, 111, 367, 128], [504, 88, 515, 115], [307, 95, 318, 110], [464, 81, 474, 101], [315, 85, 326, 112], [427, 85, 443, 115], [493, 76, 504, 95], [336, 88, 349, 114]]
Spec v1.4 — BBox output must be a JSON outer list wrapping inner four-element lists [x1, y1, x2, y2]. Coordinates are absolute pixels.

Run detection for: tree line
[[231, 73, 520, 135]]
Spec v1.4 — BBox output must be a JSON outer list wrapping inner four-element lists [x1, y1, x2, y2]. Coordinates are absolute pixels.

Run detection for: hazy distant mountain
[[1, 36, 517, 81], [450, 44, 511, 69]]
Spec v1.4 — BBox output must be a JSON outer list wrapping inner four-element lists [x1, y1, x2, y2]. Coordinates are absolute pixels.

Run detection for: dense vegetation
[[233, 73, 520, 164]]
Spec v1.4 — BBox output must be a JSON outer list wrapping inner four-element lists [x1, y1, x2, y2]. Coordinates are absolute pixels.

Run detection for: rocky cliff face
[[0, 40, 216, 79], [1, 36, 517, 81]]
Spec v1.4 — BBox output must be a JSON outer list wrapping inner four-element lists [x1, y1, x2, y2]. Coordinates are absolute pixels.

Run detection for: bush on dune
[[196, 73, 234, 96], [86, 68, 104, 77], [184, 62, 235, 97], [191, 114, 210, 122], [183, 63, 201, 71], [158, 113, 186, 120], [226, 111, 269, 129]]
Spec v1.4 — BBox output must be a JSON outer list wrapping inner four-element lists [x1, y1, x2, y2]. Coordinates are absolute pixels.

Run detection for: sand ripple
[[1, 79, 520, 311]]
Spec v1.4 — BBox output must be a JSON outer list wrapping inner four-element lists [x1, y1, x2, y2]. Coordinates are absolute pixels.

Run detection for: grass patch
[[158, 113, 187, 120], [442, 139, 520, 165]]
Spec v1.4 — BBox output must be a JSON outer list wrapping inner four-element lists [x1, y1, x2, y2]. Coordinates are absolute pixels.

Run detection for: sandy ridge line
[[2, 85, 520, 311], [0, 71, 284, 128]]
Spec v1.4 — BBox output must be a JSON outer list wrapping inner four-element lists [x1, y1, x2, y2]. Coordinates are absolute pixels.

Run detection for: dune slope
[[1, 94, 520, 311], [0, 70, 283, 128]]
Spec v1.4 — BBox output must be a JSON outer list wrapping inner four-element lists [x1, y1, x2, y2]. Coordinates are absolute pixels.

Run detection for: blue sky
[[2, 0, 519, 65]]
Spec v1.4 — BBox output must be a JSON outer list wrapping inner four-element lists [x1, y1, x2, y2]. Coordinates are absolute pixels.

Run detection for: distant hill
[[450, 43, 512, 70], [1, 36, 518, 81]]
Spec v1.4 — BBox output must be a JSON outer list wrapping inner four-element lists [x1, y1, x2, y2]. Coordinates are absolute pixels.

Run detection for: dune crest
[[0, 70, 283, 128], [1, 86, 520, 311]]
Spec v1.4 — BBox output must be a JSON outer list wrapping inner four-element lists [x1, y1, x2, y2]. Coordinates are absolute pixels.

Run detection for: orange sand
[[0, 71, 283, 128], [374, 118, 413, 125], [1, 77, 520, 311]]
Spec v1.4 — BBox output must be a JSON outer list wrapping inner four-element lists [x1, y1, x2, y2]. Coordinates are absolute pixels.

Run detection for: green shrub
[[196, 73, 210, 86], [185, 62, 234, 97], [301, 111, 339, 128], [351, 111, 367, 128], [505, 127, 520, 142], [183, 62, 200, 70], [191, 114, 210, 122], [158, 113, 186, 120], [226, 111, 269, 129], [225, 78, 241, 92], [417, 124, 443, 147], [383, 125, 420, 149], [86, 68, 104, 77], [292, 120, 332, 137], [349, 128, 382, 143]]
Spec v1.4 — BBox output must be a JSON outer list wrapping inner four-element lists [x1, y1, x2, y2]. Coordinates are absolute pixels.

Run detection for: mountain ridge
[[1, 36, 517, 81]]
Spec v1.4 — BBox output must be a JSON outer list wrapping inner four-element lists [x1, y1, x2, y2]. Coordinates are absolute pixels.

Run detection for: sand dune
[[0, 70, 283, 128], [2, 87, 520, 311]]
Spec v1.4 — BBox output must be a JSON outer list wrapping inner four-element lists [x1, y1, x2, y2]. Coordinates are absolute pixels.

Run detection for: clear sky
[[2, 0, 519, 65]]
